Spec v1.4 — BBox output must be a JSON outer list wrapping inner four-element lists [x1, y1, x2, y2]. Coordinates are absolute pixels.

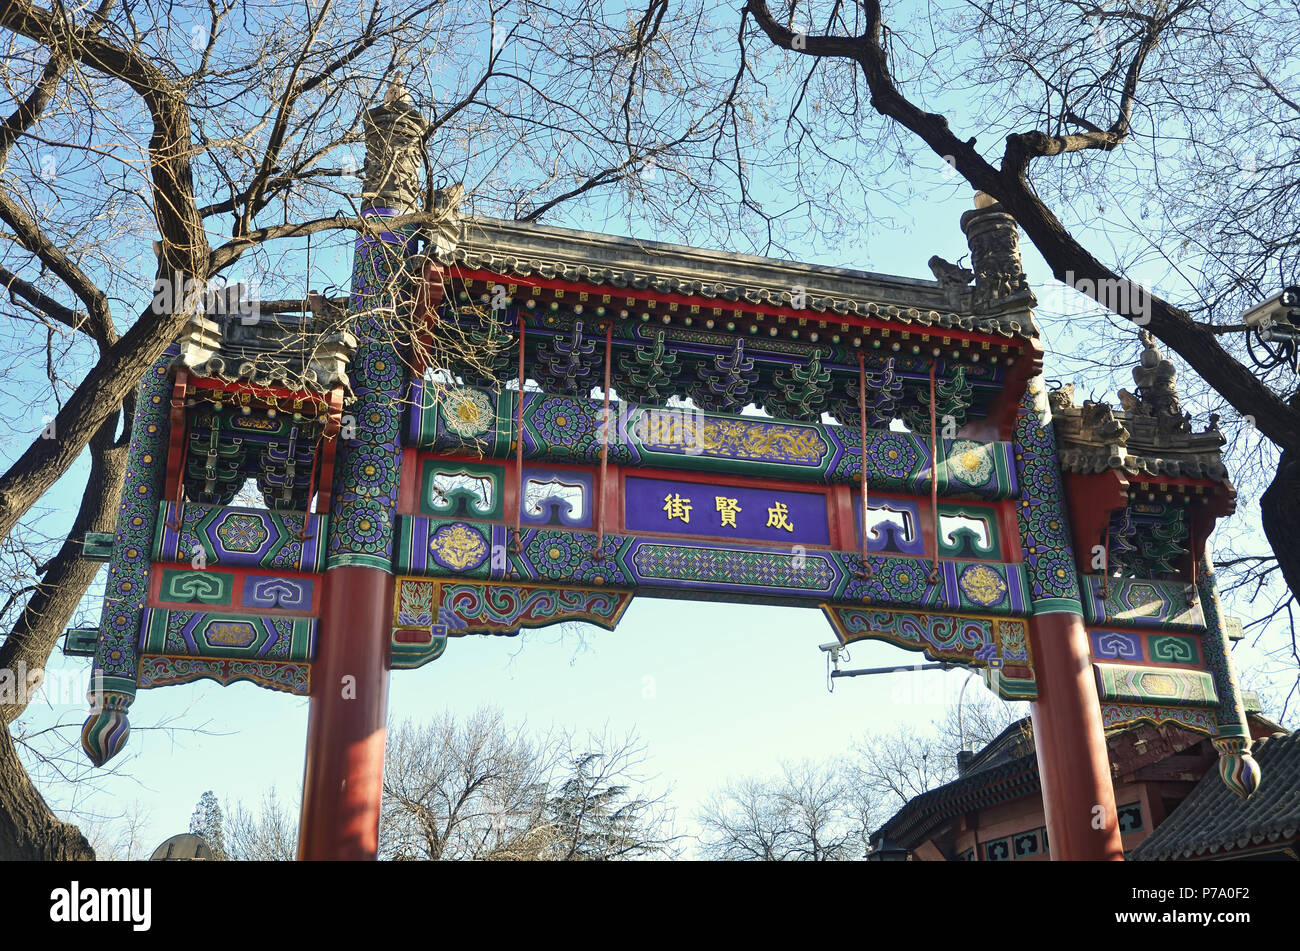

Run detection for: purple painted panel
[[624, 475, 830, 546], [852, 499, 925, 555], [242, 577, 316, 611], [1092, 630, 1143, 661]]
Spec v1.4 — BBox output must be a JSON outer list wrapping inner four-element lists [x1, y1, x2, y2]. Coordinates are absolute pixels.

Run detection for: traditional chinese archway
[[68, 86, 1260, 861]]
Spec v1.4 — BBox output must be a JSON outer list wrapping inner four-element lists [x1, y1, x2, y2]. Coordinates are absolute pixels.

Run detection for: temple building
[[870, 706, 1294, 861]]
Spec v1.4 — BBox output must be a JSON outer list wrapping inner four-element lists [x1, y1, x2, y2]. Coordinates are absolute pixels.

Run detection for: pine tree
[[545, 753, 655, 861], [189, 790, 228, 860]]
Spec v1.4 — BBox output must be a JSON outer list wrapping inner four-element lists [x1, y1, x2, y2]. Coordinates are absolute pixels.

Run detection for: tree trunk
[[1261, 447, 1300, 605], [0, 726, 95, 859], [0, 410, 127, 860], [1, 410, 129, 726]]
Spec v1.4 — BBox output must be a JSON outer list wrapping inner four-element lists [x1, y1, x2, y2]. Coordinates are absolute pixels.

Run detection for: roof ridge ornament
[[1118, 329, 1192, 435], [1051, 333, 1230, 484]]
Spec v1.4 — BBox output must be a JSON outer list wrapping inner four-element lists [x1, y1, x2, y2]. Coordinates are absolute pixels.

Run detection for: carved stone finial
[[959, 198, 1035, 315], [426, 182, 466, 258], [1055, 333, 1230, 482], [1081, 399, 1129, 445], [928, 255, 973, 287], [1047, 383, 1075, 415], [362, 78, 430, 215]]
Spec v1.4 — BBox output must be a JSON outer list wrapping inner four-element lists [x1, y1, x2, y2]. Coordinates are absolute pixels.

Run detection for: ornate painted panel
[[81, 348, 176, 767], [418, 459, 504, 520], [1099, 702, 1216, 735], [821, 604, 1035, 699], [150, 567, 319, 616], [395, 517, 498, 576], [154, 501, 329, 572], [1013, 378, 1083, 615], [393, 516, 1031, 613], [1091, 630, 1142, 662], [1080, 575, 1205, 631], [1148, 633, 1201, 665], [855, 498, 925, 556], [407, 383, 1018, 498], [936, 504, 1001, 561], [521, 468, 594, 528], [1092, 663, 1218, 708], [140, 608, 316, 662], [138, 655, 309, 695], [324, 224, 412, 571], [390, 577, 634, 659], [625, 474, 831, 546], [1089, 630, 1202, 666]]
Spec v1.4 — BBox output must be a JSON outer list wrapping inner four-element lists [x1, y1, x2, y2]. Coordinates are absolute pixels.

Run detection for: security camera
[[1242, 286, 1300, 343]]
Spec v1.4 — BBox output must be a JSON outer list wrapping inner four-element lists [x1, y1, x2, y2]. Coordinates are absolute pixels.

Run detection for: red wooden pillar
[[298, 567, 394, 860], [1028, 611, 1125, 861], [295, 84, 429, 854]]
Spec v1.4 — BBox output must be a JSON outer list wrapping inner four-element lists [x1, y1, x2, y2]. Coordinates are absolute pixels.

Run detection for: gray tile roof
[[434, 216, 1037, 340], [1131, 731, 1300, 860]]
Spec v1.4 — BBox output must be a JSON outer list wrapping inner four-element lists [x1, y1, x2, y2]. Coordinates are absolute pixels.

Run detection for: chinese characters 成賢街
[[663, 492, 796, 533]]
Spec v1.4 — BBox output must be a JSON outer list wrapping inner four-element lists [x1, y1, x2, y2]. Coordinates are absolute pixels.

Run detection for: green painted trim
[[95, 675, 138, 699], [1094, 663, 1218, 707], [391, 633, 448, 669], [983, 668, 1038, 700], [936, 503, 1001, 560], [82, 531, 116, 561], [1213, 722, 1251, 739], [1031, 598, 1084, 616], [327, 552, 395, 572], [1149, 633, 1200, 665], [63, 627, 100, 657], [159, 568, 234, 605], [141, 609, 315, 661], [1080, 574, 1205, 631], [140, 609, 169, 653]]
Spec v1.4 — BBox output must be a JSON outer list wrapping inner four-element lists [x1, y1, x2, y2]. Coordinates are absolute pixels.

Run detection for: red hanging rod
[[1099, 523, 1110, 599], [928, 362, 941, 585], [594, 322, 613, 560], [856, 353, 873, 585], [511, 314, 526, 554]]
